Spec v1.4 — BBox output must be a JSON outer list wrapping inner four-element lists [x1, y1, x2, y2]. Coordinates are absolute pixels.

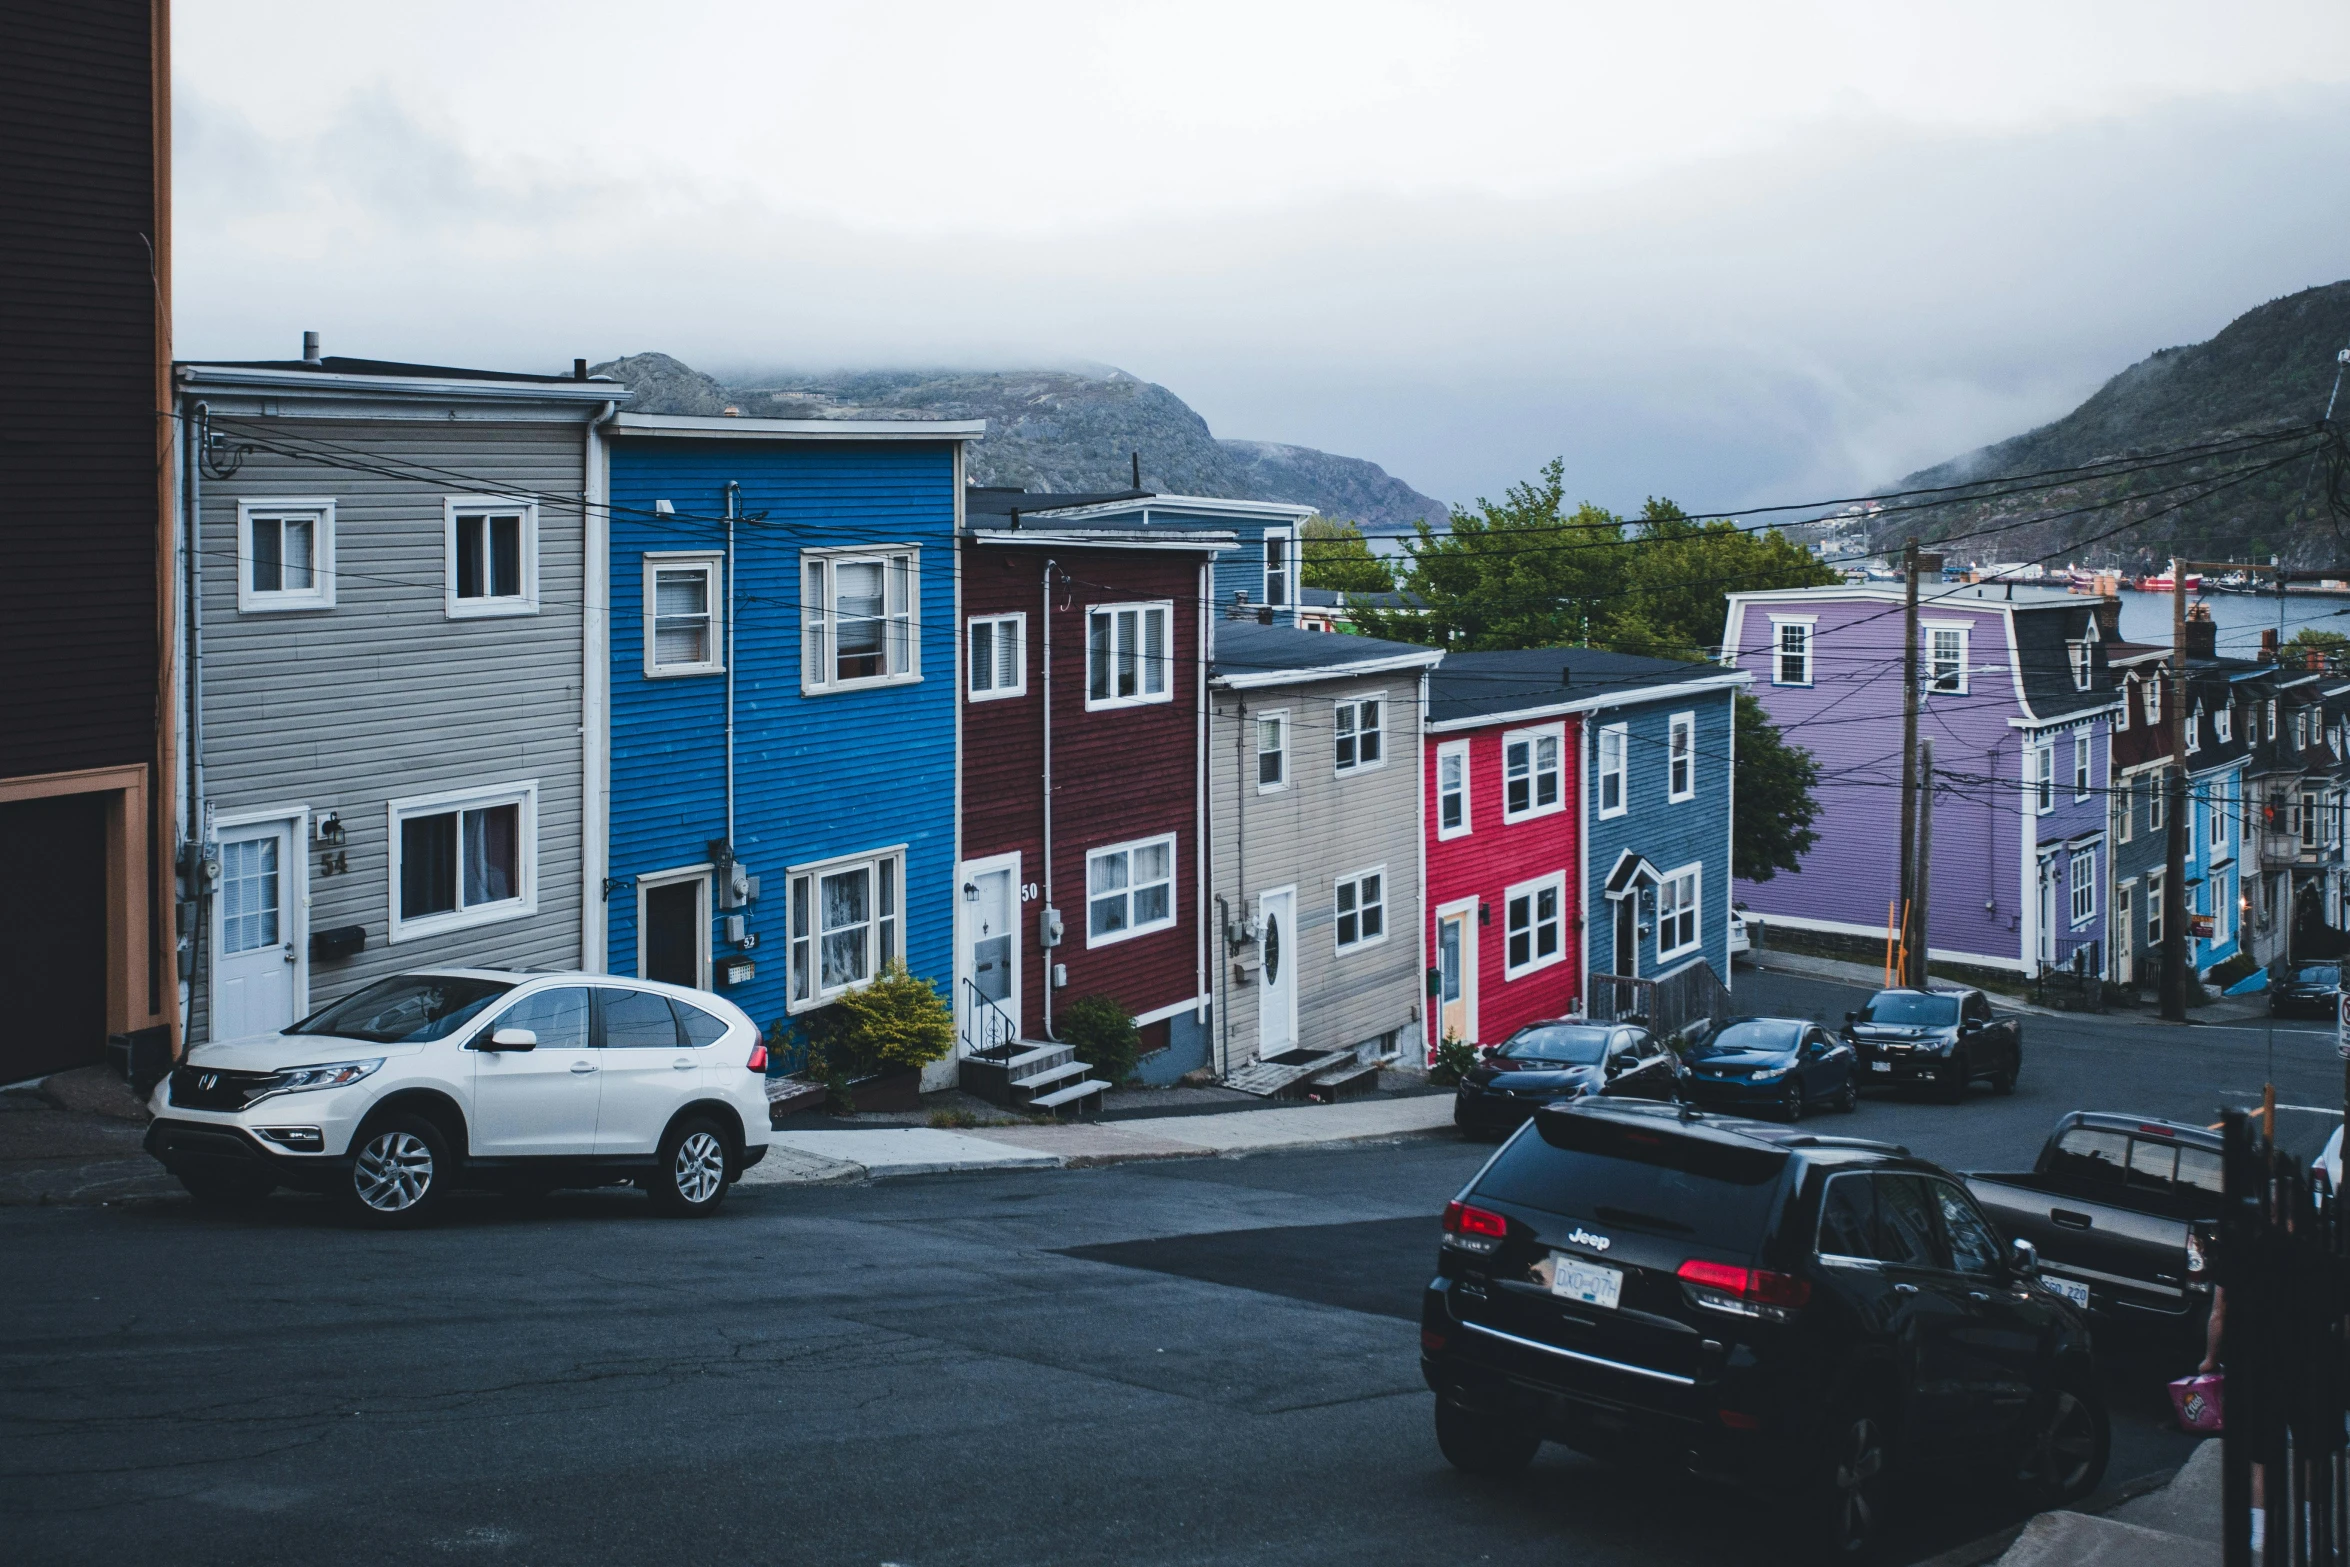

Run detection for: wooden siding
[[0, 1, 163, 782], [1209, 668, 1426, 1067], [606, 439, 962, 1036], [1422, 720, 1584, 1046], [1582, 689, 1738, 987], [960, 543, 1206, 1035], [189, 415, 592, 1039]]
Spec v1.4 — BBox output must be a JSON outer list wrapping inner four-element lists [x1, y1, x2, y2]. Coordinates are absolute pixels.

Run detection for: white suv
[[146, 969, 773, 1225]]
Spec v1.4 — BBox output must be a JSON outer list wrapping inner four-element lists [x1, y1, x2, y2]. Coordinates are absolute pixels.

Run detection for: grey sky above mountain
[[173, 1, 2350, 520]]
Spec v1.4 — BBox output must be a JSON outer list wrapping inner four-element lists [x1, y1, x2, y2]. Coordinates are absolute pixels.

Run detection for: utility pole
[[1909, 738, 1934, 988], [1899, 539, 1922, 985], [2161, 560, 2190, 1021]]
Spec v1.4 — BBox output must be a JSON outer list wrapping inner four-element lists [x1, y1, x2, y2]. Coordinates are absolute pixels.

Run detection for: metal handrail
[[959, 977, 1022, 1059], [1586, 959, 1732, 1042]]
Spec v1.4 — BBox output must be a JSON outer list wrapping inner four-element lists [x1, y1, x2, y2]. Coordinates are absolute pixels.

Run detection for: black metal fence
[[2220, 1107, 2349, 1565]]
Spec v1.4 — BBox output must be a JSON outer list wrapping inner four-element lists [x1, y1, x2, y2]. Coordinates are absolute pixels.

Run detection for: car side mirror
[[1962, 1017, 1984, 1033], [485, 1027, 537, 1052], [1844, 1011, 1858, 1024], [2010, 1237, 2039, 1277]]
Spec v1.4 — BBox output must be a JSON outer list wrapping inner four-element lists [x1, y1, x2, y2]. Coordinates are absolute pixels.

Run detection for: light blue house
[[1030, 494, 1315, 626], [596, 413, 983, 1085]]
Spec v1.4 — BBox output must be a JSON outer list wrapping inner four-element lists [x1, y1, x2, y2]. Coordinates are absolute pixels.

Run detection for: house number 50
[[1020, 882, 1040, 901]]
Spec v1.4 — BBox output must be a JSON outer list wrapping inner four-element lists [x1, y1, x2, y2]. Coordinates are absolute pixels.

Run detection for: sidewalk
[[1963, 1438, 2219, 1567], [742, 1092, 1457, 1186], [0, 1065, 170, 1207]]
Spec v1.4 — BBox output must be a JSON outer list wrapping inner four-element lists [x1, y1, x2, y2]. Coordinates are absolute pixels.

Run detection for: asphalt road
[[2, 965, 2331, 1567]]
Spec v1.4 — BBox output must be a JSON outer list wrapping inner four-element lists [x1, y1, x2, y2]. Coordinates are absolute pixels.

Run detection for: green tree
[[1733, 694, 1821, 881], [1611, 499, 1839, 660], [1355, 460, 1623, 648], [2283, 628, 2350, 665], [1301, 516, 1397, 594]]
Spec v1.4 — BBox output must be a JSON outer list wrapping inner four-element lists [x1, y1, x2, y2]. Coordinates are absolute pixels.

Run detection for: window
[[1657, 864, 1700, 961], [237, 499, 335, 611], [2215, 868, 2233, 943], [1668, 712, 1695, 801], [2073, 731, 2090, 800], [1435, 740, 1470, 838], [1770, 616, 1814, 686], [2148, 776, 2165, 832], [802, 547, 919, 692], [1933, 1181, 2008, 1277], [2212, 789, 2227, 856], [1503, 725, 1564, 822], [492, 987, 592, 1052], [1263, 528, 1293, 609], [2069, 849, 2095, 926], [1335, 867, 1386, 952], [1334, 698, 1383, 773], [2118, 777, 2133, 843], [1086, 834, 1176, 947], [388, 782, 536, 941], [2116, 679, 2130, 730], [1256, 712, 1287, 791], [2267, 699, 2278, 739], [642, 553, 723, 676], [446, 498, 536, 617], [2146, 869, 2164, 945], [2144, 680, 2161, 725], [2068, 641, 2091, 691], [2296, 711, 2309, 751], [2032, 743, 2053, 814], [966, 613, 1026, 701], [1085, 601, 1172, 709], [602, 987, 683, 1048], [1591, 722, 1627, 820], [1926, 624, 1967, 693], [786, 848, 902, 1010], [2216, 702, 2232, 743], [2304, 790, 2322, 850], [1503, 870, 1565, 978], [2186, 705, 2202, 754]]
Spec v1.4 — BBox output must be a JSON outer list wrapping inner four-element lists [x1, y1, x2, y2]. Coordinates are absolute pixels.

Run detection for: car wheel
[[1433, 1396, 1541, 1476], [179, 1169, 275, 1208], [1805, 1396, 1892, 1560], [2014, 1377, 2109, 1509], [1781, 1082, 1805, 1123], [1833, 1075, 1860, 1114], [1990, 1049, 2019, 1096], [649, 1116, 732, 1217], [340, 1113, 451, 1228]]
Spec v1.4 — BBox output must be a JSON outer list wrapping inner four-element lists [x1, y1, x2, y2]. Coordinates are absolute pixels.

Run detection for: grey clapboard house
[[1208, 618, 1442, 1081], [176, 352, 627, 1043]]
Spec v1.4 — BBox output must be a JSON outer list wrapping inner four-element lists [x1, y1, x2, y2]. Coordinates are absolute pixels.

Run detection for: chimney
[[301, 330, 321, 364], [1229, 590, 1251, 621], [2182, 615, 2217, 662], [1256, 605, 1273, 626], [1560, 665, 1572, 687], [573, 358, 588, 381], [2261, 628, 2280, 662]]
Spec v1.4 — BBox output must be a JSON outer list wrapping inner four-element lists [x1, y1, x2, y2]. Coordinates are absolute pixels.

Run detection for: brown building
[[0, 1, 176, 1082]]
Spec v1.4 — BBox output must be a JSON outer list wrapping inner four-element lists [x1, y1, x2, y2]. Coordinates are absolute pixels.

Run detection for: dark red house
[[954, 489, 1231, 1100]]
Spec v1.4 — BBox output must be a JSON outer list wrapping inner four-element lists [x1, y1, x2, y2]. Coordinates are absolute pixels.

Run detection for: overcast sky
[[176, 1, 2350, 515]]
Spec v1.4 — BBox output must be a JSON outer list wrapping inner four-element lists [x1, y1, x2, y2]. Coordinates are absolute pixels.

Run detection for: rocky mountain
[[1883, 281, 2350, 568], [589, 353, 1450, 530]]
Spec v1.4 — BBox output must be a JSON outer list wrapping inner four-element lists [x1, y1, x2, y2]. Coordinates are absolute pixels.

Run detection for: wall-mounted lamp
[[314, 811, 344, 847], [963, 881, 978, 902], [654, 499, 674, 516]]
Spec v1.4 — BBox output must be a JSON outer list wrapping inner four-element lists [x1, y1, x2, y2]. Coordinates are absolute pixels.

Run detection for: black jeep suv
[[1420, 1100, 2106, 1558]]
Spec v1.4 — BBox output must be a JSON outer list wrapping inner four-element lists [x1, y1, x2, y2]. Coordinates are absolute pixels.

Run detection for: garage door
[[0, 793, 108, 1083]]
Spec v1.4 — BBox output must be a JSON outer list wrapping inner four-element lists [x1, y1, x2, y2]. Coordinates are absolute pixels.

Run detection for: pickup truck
[[1841, 986, 2022, 1101], [1965, 1111, 2219, 1335]]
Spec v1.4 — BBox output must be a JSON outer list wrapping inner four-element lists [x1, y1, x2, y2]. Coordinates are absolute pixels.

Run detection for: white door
[[2037, 862, 2056, 968], [213, 821, 299, 1038], [960, 857, 1020, 1047], [594, 985, 703, 1154], [2114, 888, 2134, 985], [469, 985, 601, 1156], [1257, 886, 1298, 1058]]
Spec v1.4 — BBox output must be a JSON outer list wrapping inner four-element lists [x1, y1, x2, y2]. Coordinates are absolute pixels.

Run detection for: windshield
[[287, 974, 514, 1043], [1498, 1024, 1610, 1066], [2295, 966, 2340, 986], [1692, 1019, 1801, 1057], [1475, 1110, 1787, 1248], [1858, 992, 1959, 1026]]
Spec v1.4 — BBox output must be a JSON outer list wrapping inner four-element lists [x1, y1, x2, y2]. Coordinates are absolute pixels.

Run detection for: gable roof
[[1209, 621, 1441, 687], [1428, 647, 1747, 731]]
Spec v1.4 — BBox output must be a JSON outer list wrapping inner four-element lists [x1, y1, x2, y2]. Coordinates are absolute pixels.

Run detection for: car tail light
[[1677, 1258, 1811, 1321], [746, 1042, 768, 1073], [1420, 1328, 1448, 1354], [1718, 1409, 1762, 1430], [1442, 1200, 1508, 1253]]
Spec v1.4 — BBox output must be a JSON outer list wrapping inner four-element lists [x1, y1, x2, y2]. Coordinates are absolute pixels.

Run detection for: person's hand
[[2199, 1356, 2218, 1374]]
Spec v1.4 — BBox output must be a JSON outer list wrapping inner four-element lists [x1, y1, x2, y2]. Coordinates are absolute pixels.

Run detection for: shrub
[[1059, 993, 1141, 1085], [797, 964, 955, 1099], [1429, 1033, 1478, 1086]]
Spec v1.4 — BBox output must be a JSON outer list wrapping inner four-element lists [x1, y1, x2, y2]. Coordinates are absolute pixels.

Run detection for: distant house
[[1422, 649, 1746, 1049], [1723, 583, 2121, 977], [1207, 619, 1441, 1076], [954, 488, 1232, 1093], [1297, 586, 1424, 636], [2104, 641, 2171, 989], [1016, 494, 1315, 628], [600, 412, 981, 1086]]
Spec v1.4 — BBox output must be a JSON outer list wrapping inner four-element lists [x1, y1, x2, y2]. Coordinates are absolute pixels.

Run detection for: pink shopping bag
[[2169, 1372, 2225, 1433]]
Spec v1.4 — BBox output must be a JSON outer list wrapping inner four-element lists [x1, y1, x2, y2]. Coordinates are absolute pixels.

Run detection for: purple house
[[1722, 583, 2121, 977]]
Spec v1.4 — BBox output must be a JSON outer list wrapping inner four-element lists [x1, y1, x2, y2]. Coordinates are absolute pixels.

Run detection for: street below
[[2, 964, 2334, 1566]]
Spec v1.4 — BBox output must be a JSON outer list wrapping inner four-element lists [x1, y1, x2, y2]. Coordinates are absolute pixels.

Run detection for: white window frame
[[443, 496, 539, 619], [1435, 739, 1471, 840], [800, 545, 921, 695], [236, 498, 336, 612], [1667, 711, 1696, 802], [642, 552, 725, 678], [1598, 722, 1628, 820], [1501, 721, 1566, 824], [2148, 775, 2165, 832], [1502, 869, 1567, 980], [1334, 865, 1388, 953], [2032, 742, 2053, 814], [2118, 776, 2134, 843], [1656, 862, 1701, 963], [2216, 702, 2232, 743], [1333, 697, 1385, 775], [1084, 600, 1174, 711], [1924, 621, 1968, 694], [2068, 641, 2092, 692], [386, 779, 539, 943], [1769, 615, 1815, 687], [2073, 730, 2090, 801], [2297, 710, 2309, 751], [2212, 788, 2228, 858], [2116, 679, 2131, 731], [635, 863, 713, 991], [2146, 868, 2165, 946], [1256, 710, 1289, 793], [2267, 699, 2278, 739], [784, 845, 906, 1013], [2068, 849, 2095, 928], [2186, 704, 2202, 755], [2303, 789, 2323, 850], [2144, 680, 2161, 725], [966, 612, 1027, 702], [1263, 527, 1295, 611], [1084, 832, 1178, 949]]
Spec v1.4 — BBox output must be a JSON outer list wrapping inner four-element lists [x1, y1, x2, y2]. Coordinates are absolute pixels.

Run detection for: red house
[[955, 489, 1232, 1103]]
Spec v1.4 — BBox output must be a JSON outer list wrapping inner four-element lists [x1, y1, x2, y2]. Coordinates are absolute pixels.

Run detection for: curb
[[1904, 1463, 2183, 1567]]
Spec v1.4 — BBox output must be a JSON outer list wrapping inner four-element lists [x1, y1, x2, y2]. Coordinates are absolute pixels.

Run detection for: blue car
[[1681, 1016, 1858, 1121]]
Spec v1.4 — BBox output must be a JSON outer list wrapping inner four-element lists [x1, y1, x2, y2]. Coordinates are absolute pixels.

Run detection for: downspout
[[582, 399, 616, 972], [181, 398, 205, 1040], [1195, 557, 1211, 1048], [1041, 559, 1060, 1040], [1234, 692, 1248, 1063], [722, 480, 739, 850]]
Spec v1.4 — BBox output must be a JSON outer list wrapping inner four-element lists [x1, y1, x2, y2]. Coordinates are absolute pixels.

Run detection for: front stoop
[[1222, 1049, 1355, 1098], [959, 1042, 1109, 1116]]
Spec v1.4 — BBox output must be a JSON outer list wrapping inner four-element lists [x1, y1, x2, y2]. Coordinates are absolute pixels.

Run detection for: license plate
[[1552, 1254, 1623, 1310], [1871, 1061, 1892, 1073], [2043, 1276, 2090, 1308]]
